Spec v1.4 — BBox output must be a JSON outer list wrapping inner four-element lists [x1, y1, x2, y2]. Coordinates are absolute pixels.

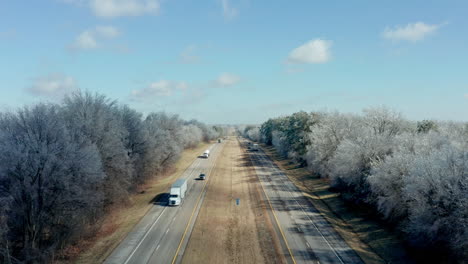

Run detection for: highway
[[104, 142, 224, 264], [245, 140, 364, 264]]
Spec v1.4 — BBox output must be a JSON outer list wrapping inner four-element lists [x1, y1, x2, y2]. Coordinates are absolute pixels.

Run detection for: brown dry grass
[[59, 142, 211, 264], [181, 138, 285, 264], [261, 144, 413, 264]]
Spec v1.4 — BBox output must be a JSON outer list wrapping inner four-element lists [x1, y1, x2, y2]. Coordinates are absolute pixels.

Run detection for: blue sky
[[0, 0, 467, 124]]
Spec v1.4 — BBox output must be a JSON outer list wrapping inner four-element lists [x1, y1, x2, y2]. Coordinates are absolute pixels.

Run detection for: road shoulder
[[61, 142, 211, 264]]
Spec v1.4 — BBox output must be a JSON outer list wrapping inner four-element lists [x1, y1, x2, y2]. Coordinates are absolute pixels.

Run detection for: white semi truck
[[169, 179, 187, 206], [202, 149, 210, 158]]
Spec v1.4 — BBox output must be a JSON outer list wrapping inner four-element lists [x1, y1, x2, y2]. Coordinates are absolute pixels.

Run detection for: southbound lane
[[104, 142, 224, 264]]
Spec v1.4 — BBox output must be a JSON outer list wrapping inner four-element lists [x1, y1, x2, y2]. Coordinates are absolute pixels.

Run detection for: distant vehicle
[[202, 149, 210, 158], [218, 139, 222, 143], [251, 144, 259, 151], [199, 173, 206, 180], [169, 179, 187, 206], [248, 142, 252, 145]]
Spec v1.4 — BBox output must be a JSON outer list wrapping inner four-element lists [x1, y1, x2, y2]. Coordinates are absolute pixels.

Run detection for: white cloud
[[95, 26, 120, 38], [131, 80, 187, 101], [60, 0, 159, 18], [215, 73, 241, 87], [90, 0, 159, 18], [464, 93, 468, 99], [27, 73, 78, 97], [287, 39, 332, 64], [221, 0, 238, 19], [179, 45, 201, 64], [74, 31, 98, 50], [71, 25, 120, 51], [382, 22, 441, 42]]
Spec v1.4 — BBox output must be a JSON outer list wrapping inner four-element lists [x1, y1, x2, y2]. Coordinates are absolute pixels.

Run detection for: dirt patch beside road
[[182, 138, 285, 264]]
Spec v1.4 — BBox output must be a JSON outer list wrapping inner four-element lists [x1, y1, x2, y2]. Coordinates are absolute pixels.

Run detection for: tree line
[[243, 108, 467, 261], [0, 92, 222, 263]]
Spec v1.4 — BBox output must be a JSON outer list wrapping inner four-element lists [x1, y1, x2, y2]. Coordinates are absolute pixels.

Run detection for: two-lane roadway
[[104, 142, 224, 264], [245, 139, 363, 264]]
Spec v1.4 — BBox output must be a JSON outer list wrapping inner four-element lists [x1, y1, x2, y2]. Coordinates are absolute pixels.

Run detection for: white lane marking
[[156, 245, 160, 251], [123, 208, 167, 264], [122, 143, 219, 264], [256, 151, 345, 264], [166, 228, 170, 234], [306, 242, 311, 248], [172, 216, 177, 222]]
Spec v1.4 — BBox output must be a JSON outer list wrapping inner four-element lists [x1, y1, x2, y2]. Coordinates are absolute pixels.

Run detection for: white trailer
[[202, 149, 210, 158], [169, 179, 187, 206]]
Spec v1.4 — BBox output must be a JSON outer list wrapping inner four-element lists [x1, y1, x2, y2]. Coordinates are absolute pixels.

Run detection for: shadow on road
[[150, 192, 169, 206]]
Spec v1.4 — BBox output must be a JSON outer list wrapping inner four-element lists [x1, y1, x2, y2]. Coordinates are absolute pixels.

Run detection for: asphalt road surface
[[105, 137, 363, 264], [104, 142, 224, 264], [245, 139, 363, 264]]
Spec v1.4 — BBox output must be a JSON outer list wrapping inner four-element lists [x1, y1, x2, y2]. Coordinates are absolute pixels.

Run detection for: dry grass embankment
[[60, 142, 211, 264], [181, 139, 285, 264], [261, 144, 414, 264]]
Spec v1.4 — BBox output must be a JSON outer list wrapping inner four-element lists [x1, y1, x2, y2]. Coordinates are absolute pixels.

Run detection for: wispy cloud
[[382, 22, 442, 42], [214, 73, 241, 87], [70, 26, 121, 51], [464, 93, 468, 99], [61, 0, 159, 18], [26, 73, 78, 97], [287, 39, 332, 64], [221, 0, 238, 20], [130, 80, 188, 102], [179, 45, 201, 64]]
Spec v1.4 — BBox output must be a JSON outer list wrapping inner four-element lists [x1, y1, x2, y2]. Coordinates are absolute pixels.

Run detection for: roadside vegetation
[[242, 108, 468, 263], [0, 92, 224, 263]]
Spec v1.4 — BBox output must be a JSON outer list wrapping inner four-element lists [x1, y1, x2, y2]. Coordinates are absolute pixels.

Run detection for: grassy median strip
[[61, 142, 211, 264], [260, 144, 413, 264]]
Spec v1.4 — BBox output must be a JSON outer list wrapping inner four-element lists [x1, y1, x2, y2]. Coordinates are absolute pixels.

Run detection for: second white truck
[[169, 179, 187, 206], [202, 149, 210, 158]]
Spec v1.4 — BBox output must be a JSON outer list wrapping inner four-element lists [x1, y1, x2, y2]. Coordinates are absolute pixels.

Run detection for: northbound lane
[[245, 139, 363, 264]]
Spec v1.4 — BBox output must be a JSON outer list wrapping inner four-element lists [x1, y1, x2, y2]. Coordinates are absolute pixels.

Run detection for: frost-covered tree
[[0, 104, 104, 262], [186, 120, 219, 142], [402, 144, 468, 258], [272, 130, 289, 157], [181, 125, 203, 148], [305, 112, 361, 177], [260, 107, 468, 260], [417, 120, 438, 133], [0, 92, 215, 263], [242, 125, 260, 142], [140, 112, 184, 180]]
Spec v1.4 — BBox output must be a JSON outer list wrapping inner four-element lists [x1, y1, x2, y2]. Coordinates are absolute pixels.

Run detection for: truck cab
[[169, 193, 181, 206]]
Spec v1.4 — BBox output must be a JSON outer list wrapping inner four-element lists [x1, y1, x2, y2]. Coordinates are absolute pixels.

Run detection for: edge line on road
[[256, 149, 346, 264], [123, 208, 167, 264], [171, 142, 224, 264], [121, 146, 207, 264], [239, 138, 297, 264]]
